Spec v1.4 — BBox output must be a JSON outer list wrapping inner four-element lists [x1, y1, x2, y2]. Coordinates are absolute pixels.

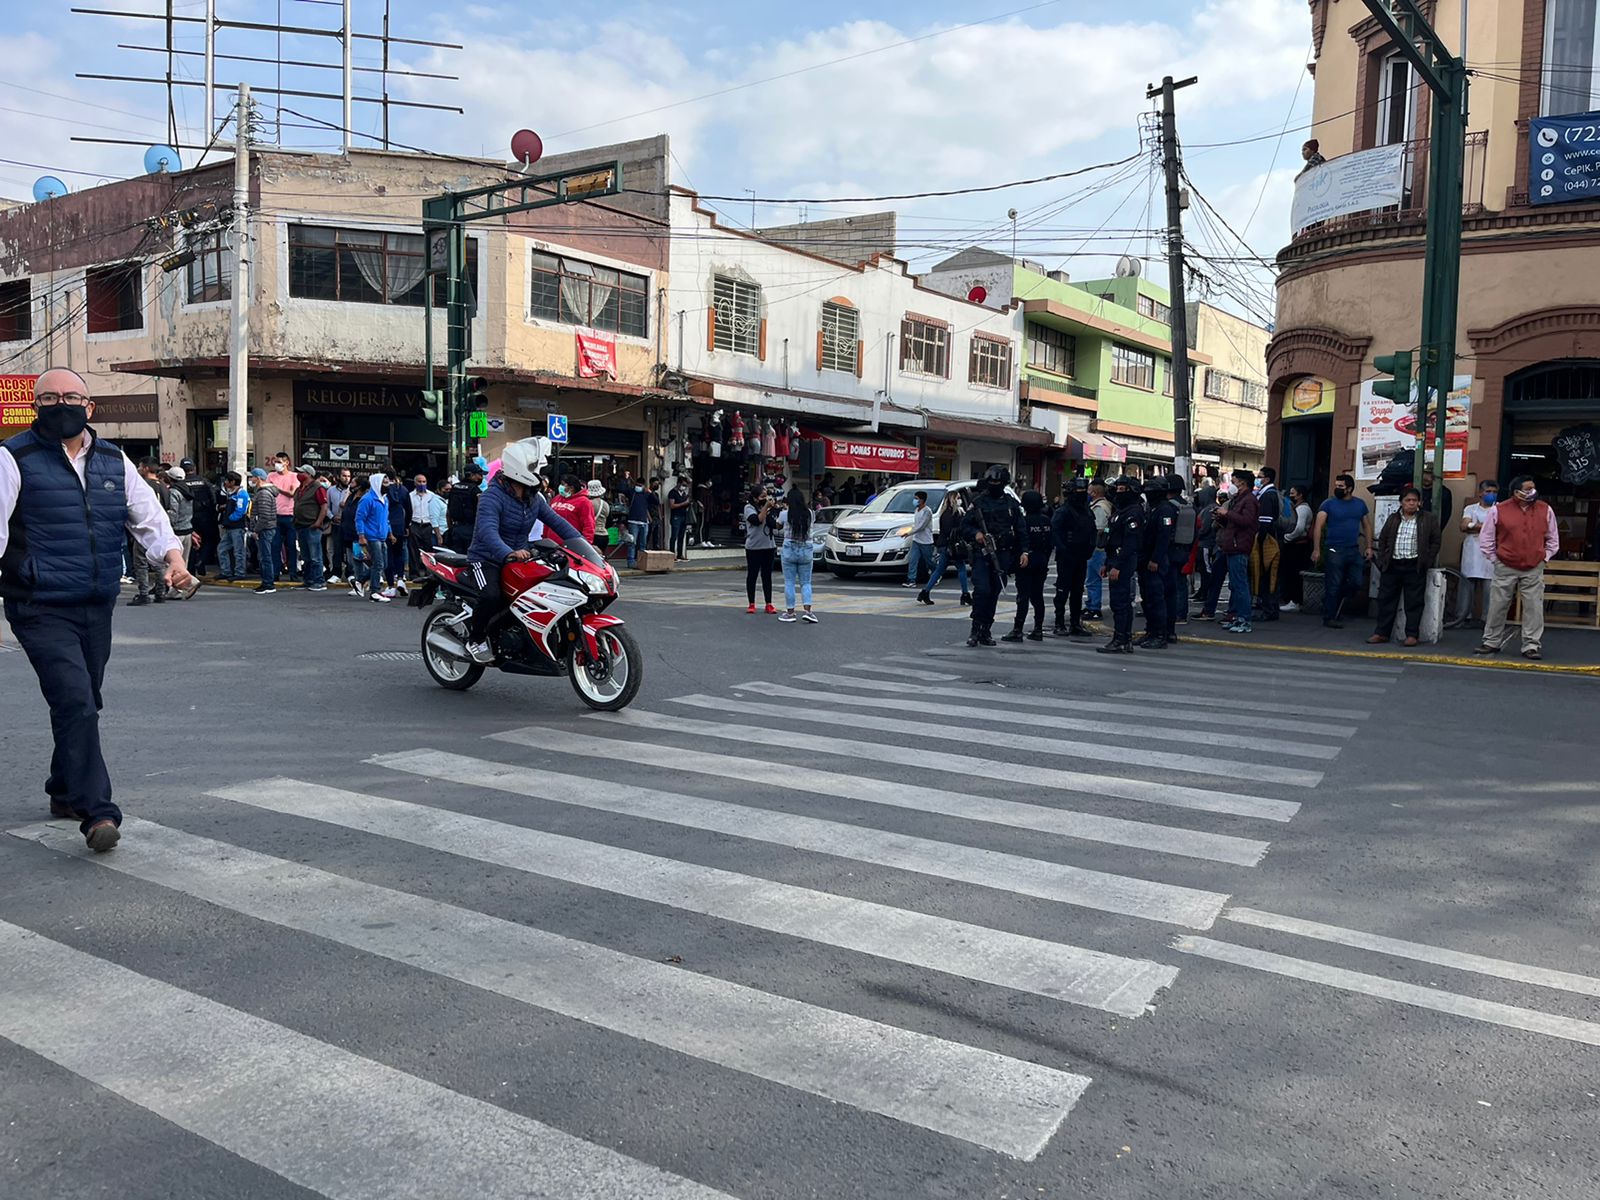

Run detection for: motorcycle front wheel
[[421, 603, 485, 691], [567, 624, 642, 711]]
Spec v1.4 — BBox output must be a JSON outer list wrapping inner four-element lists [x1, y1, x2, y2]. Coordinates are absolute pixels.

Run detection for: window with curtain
[[86, 263, 143, 333], [185, 230, 232, 303], [968, 336, 1013, 389], [529, 251, 649, 336], [713, 275, 762, 355], [288, 225, 476, 307], [819, 300, 858, 372], [1110, 343, 1155, 389], [1027, 325, 1076, 375], [1544, 0, 1600, 115]]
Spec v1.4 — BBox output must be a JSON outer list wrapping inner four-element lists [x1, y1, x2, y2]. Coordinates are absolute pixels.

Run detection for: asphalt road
[[1, 570, 1597, 1200]]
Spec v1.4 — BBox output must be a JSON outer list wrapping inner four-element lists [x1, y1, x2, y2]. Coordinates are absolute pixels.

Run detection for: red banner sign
[[0, 374, 38, 430], [575, 332, 617, 379], [818, 434, 920, 475]]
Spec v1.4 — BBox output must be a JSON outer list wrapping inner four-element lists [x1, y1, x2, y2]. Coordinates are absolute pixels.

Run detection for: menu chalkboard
[[1553, 424, 1600, 485]]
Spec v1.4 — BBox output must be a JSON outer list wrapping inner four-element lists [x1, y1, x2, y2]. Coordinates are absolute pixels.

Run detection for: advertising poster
[[1, 373, 39, 431], [1291, 144, 1406, 233], [1529, 114, 1600, 206], [1357, 375, 1471, 480], [1282, 376, 1336, 419]]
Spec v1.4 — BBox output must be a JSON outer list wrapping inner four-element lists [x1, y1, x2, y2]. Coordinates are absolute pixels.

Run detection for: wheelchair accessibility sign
[[547, 414, 569, 444]]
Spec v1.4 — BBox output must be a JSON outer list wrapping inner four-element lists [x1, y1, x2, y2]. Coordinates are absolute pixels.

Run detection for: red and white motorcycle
[[413, 536, 641, 711]]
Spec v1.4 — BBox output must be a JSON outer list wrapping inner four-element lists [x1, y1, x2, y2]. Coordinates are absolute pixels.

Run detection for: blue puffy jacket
[[468, 478, 580, 564], [1, 428, 128, 605]]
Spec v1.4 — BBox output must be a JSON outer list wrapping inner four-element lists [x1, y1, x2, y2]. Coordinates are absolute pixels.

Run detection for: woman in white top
[[1449, 478, 1498, 626], [1278, 484, 1316, 611]]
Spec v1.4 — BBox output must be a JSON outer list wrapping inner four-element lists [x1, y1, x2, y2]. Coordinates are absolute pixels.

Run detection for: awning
[[924, 412, 1053, 447], [1063, 432, 1127, 463], [808, 431, 921, 474]]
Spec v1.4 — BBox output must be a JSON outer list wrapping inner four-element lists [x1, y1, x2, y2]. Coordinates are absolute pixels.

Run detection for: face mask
[[1518, 488, 1536, 502], [1482, 492, 1497, 504], [417, 485, 428, 493], [36, 403, 90, 441]]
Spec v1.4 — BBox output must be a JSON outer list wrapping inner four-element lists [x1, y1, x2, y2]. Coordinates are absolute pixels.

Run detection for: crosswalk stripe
[[670, 695, 1325, 788], [485, 727, 1270, 867], [909, 651, 1394, 694], [1223, 907, 1600, 999], [207, 778, 1185, 1010], [377, 749, 1230, 926], [914, 640, 1407, 679], [599, 709, 1301, 823], [794, 672, 1360, 738], [1173, 935, 1600, 1049], [1110, 690, 1372, 721], [841, 661, 965, 681], [743, 681, 1340, 760], [11, 819, 1090, 1159], [0, 918, 735, 1200]]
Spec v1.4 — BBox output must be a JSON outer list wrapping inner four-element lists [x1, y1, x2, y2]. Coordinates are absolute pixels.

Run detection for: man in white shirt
[[1, 369, 191, 852], [903, 490, 936, 588]]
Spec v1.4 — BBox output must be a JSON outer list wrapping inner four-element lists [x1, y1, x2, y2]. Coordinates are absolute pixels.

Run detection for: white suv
[[822, 479, 982, 578]]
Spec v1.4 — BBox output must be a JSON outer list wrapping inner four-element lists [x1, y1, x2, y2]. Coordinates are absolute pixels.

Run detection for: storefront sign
[[575, 332, 617, 379], [294, 381, 422, 416], [1553, 423, 1600, 484], [923, 438, 958, 459], [1290, 143, 1406, 233], [1282, 376, 1336, 419], [300, 442, 391, 474], [1357, 374, 1471, 480], [817, 434, 920, 475], [90, 393, 158, 423], [1, 374, 38, 430], [1528, 115, 1600, 206]]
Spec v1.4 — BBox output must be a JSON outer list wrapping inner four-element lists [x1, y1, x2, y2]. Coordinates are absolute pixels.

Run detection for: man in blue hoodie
[[464, 439, 579, 662], [354, 473, 396, 602]]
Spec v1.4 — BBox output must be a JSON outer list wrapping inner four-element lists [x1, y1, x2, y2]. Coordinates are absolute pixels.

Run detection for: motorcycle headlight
[[583, 566, 615, 595]]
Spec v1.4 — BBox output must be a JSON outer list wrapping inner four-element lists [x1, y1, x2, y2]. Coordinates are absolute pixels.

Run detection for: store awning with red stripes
[[807, 431, 921, 474]]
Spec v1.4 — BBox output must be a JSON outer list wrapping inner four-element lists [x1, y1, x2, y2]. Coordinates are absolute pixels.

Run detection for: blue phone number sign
[[1530, 113, 1600, 205]]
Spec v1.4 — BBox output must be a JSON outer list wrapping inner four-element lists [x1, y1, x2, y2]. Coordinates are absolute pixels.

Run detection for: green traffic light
[[1371, 350, 1413, 403]]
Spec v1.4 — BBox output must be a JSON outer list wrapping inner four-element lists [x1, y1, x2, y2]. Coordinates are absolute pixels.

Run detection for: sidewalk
[[1177, 610, 1600, 675]]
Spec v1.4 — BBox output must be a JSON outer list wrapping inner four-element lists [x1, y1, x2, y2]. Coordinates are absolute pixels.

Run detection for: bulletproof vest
[[974, 490, 1020, 552], [1170, 497, 1197, 548]]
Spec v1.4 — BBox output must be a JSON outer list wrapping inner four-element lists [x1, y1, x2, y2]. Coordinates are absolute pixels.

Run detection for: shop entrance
[[1501, 361, 1600, 560], [1281, 416, 1332, 500]]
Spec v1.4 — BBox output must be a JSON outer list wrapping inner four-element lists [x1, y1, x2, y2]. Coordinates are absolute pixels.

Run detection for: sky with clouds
[[0, 0, 1314, 322]]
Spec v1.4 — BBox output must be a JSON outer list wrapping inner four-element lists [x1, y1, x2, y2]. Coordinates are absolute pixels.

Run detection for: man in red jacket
[[1211, 469, 1259, 634], [1476, 475, 1560, 660]]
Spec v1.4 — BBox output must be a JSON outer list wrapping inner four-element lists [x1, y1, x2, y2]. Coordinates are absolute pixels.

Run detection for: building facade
[[0, 137, 679, 487], [1189, 301, 1270, 476], [1271, 0, 1600, 561]]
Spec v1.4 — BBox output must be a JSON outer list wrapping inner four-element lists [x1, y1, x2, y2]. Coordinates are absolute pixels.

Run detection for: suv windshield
[[862, 486, 945, 515]]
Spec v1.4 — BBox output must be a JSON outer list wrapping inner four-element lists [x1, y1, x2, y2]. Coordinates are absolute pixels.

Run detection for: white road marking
[[900, 644, 1405, 679], [0, 918, 734, 1200], [1173, 936, 1600, 1049], [599, 708, 1300, 823], [1224, 907, 1600, 999], [743, 681, 1339, 760], [1110, 690, 1373, 721], [669, 694, 1325, 788], [204, 779, 1185, 1009], [486, 727, 1270, 867], [906, 651, 1392, 694], [374, 750, 1230, 928], [794, 671, 1359, 738], [840, 661, 963, 681], [10, 820, 1090, 1159]]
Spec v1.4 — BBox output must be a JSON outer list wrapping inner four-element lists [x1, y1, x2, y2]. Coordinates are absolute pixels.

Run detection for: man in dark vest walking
[[0, 369, 191, 851]]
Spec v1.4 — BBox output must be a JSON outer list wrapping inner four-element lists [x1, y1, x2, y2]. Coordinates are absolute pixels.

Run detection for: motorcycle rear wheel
[[421, 603, 485, 691], [567, 624, 642, 711]]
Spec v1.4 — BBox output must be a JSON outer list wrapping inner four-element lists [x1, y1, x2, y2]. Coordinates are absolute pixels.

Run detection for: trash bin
[[1301, 570, 1324, 612]]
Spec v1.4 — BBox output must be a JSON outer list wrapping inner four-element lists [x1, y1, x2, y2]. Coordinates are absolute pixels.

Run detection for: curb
[[1175, 633, 1600, 676]]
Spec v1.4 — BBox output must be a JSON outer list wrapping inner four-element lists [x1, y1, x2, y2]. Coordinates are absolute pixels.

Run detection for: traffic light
[[465, 377, 489, 411], [1371, 350, 1413, 403], [420, 389, 445, 428]]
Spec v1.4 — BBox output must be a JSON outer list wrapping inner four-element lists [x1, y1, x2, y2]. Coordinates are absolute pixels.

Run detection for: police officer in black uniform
[[1001, 489, 1052, 642], [1162, 473, 1196, 643], [1050, 476, 1096, 637], [1137, 476, 1176, 649], [445, 464, 484, 551], [961, 465, 1028, 647], [1096, 475, 1144, 654]]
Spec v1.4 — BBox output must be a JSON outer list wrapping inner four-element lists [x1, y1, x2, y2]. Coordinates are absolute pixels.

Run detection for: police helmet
[[1109, 475, 1139, 492], [982, 464, 1011, 489], [1065, 476, 1089, 494], [1142, 477, 1169, 497], [1164, 473, 1187, 494]]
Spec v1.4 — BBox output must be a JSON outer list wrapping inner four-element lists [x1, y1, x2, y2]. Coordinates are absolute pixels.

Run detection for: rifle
[[968, 496, 1008, 592]]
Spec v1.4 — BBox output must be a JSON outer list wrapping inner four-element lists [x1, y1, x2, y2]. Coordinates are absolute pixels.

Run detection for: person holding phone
[[1, 368, 192, 853], [743, 485, 779, 614]]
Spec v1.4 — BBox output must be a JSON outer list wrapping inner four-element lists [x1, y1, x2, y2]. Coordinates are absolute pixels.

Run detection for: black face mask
[[1114, 490, 1140, 509], [35, 404, 90, 441]]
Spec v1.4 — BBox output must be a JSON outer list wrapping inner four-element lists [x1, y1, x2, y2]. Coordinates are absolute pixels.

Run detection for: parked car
[[822, 478, 1012, 578], [810, 504, 861, 567]]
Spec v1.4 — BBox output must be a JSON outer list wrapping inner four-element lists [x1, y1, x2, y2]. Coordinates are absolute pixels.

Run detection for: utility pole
[[227, 82, 253, 478], [1147, 74, 1198, 494], [1361, 0, 1467, 511]]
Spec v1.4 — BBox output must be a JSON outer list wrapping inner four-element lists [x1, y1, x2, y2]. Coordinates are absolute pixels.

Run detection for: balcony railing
[[1290, 131, 1488, 241], [1021, 373, 1097, 403]]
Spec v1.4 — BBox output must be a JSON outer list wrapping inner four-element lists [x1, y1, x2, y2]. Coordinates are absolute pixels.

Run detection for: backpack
[[1170, 497, 1197, 548], [1267, 486, 1295, 535]]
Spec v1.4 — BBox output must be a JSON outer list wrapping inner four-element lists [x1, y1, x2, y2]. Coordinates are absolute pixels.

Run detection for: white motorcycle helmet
[[498, 437, 551, 487]]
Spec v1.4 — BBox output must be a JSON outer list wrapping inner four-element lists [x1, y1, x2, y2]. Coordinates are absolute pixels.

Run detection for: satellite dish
[[143, 144, 182, 174], [510, 129, 543, 168], [967, 285, 988, 304], [1114, 255, 1143, 278], [32, 176, 68, 202]]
